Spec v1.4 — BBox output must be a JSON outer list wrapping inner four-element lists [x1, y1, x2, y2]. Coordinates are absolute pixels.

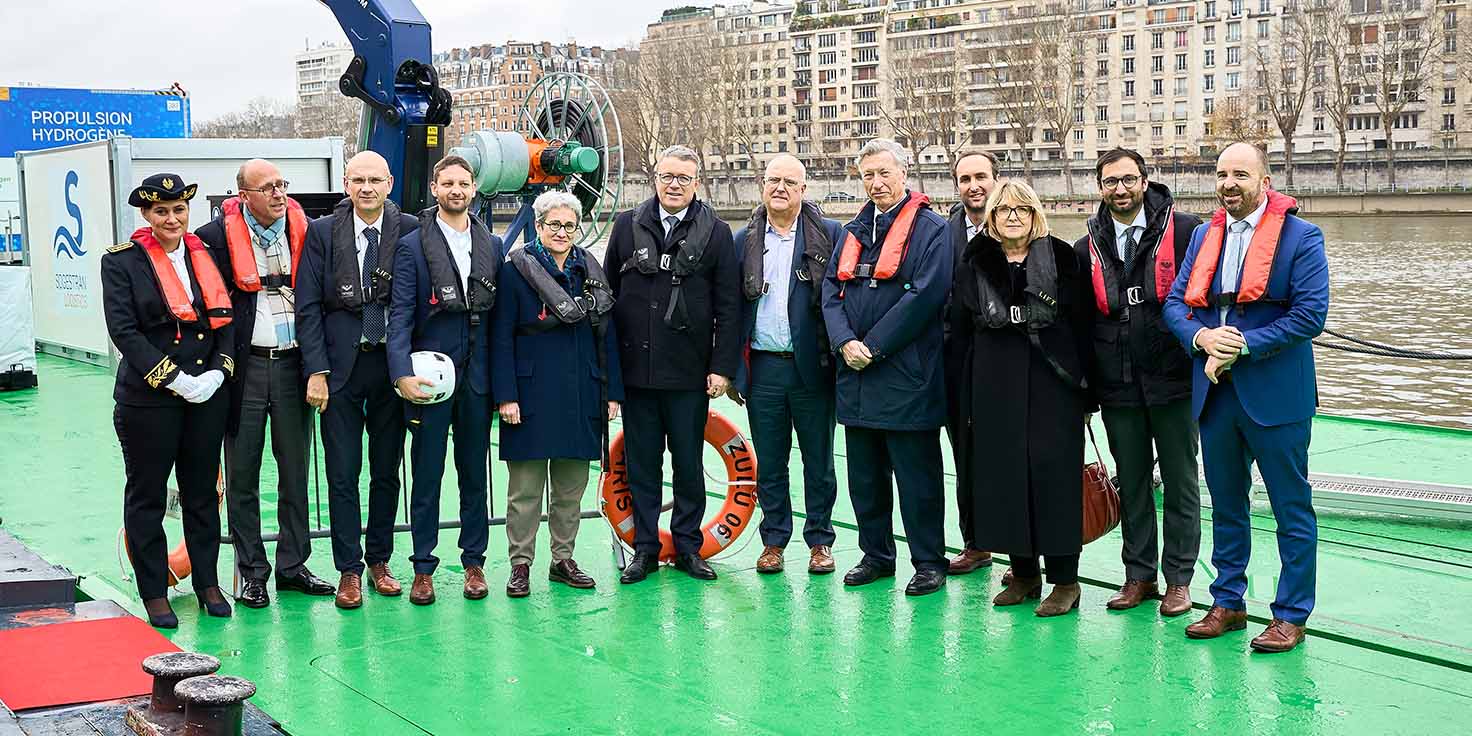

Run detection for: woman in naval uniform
[[102, 173, 237, 627]]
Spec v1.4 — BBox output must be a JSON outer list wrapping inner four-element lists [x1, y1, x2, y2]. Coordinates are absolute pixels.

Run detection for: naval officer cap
[[129, 173, 198, 208]]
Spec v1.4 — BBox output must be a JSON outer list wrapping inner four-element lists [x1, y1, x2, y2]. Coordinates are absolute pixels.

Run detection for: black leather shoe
[[843, 561, 896, 587], [196, 587, 233, 618], [277, 568, 336, 596], [905, 568, 946, 596], [619, 551, 659, 585], [237, 578, 270, 609], [673, 553, 717, 581], [143, 597, 177, 629]]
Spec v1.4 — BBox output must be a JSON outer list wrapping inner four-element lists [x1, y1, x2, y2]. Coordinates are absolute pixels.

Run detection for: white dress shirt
[[660, 206, 688, 238], [354, 210, 382, 277], [165, 242, 193, 301], [1220, 195, 1268, 323], [1111, 207, 1148, 261], [965, 215, 984, 243], [437, 216, 473, 294]]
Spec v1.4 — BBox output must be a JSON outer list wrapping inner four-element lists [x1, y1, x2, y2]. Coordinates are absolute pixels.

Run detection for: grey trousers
[[225, 354, 313, 581], [1100, 398, 1202, 586], [505, 458, 590, 567]]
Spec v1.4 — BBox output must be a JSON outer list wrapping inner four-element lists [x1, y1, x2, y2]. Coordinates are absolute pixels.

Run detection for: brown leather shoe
[[1106, 580, 1160, 611], [1250, 619, 1306, 653], [463, 566, 489, 600], [948, 549, 993, 575], [992, 575, 1043, 606], [506, 564, 530, 598], [808, 545, 835, 575], [1159, 584, 1192, 617], [335, 573, 363, 610], [1185, 606, 1248, 639], [409, 574, 435, 606], [368, 563, 402, 596], [1001, 567, 1014, 586], [549, 559, 596, 589], [756, 545, 785, 574], [1035, 583, 1082, 617]]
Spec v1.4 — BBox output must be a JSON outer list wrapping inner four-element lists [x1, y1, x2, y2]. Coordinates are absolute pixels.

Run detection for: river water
[[586, 213, 1472, 430]]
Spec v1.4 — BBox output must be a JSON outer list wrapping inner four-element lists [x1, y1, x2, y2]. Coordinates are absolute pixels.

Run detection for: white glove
[[194, 370, 225, 403], [167, 371, 202, 399]]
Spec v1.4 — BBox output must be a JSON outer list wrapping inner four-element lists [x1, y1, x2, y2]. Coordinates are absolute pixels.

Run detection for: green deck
[[2, 354, 1470, 734]]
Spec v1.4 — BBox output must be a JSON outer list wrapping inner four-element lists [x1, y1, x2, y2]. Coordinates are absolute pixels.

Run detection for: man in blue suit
[[296, 151, 419, 609], [730, 154, 845, 576], [1163, 142, 1329, 653], [821, 138, 953, 597], [387, 154, 505, 606]]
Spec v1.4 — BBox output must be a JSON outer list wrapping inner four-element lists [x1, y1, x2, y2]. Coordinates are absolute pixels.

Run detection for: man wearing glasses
[[1073, 148, 1203, 617], [731, 154, 845, 576], [604, 145, 741, 584], [200, 159, 335, 608], [295, 151, 420, 609]]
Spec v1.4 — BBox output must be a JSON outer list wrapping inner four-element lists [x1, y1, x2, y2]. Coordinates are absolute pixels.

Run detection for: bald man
[[1164, 142, 1329, 653], [200, 158, 334, 608], [295, 152, 420, 608]]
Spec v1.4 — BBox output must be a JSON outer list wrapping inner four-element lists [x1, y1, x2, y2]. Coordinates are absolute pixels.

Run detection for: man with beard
[[943, 150, 999, 575], [1164, 142, 1329, 653], [604, 145, 741, 584], [1073, 148, 1202, 617], [388, 154, 505, 605], [731, 154, 845, 575], [296, 151, 419, 609]]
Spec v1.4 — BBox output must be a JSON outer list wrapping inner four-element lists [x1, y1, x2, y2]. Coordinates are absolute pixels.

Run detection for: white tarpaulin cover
[[0, 266, 36, 373]]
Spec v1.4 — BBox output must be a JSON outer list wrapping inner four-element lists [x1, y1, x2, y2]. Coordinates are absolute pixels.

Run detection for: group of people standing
[[104, 136, 1327, 654]]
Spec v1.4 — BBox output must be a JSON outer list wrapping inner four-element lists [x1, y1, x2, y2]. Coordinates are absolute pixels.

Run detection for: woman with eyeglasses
[[946, 180, 1096, 617], [491, 191, 624, 597]]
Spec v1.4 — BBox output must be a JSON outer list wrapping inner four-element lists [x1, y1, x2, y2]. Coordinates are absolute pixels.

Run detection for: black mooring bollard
[[174, 675, 257, 736], [140, 652, 221, 715]]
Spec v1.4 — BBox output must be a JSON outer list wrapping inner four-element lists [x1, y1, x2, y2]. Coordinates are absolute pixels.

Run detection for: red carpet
[[0, 616, 179, 711]]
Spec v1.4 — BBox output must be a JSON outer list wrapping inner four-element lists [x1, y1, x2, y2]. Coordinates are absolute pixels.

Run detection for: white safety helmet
[[398, 350, 456, 404]]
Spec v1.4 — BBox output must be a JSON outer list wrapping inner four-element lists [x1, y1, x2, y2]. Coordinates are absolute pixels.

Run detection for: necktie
[[1220, 220, 1251, 322], [1121, 226, 1141, 269], [664, 215, 680, 244], [362, 227, 385, 344]]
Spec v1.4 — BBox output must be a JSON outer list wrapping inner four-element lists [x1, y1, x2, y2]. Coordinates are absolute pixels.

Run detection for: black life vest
[[741, 200, 832, 302], [509, 245, 614, 336], [418, 206, 498, 318], [623, 198, 716, 331], [326, 198, 405, 312], [969, 238, 1086, 390]]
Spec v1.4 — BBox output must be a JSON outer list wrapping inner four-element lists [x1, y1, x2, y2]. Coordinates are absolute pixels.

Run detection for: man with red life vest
[[1072, 148, 1203, 617], [820, 138, 952, 596], [199, 159, 335, 608], [1163, 142, 1329, 653]]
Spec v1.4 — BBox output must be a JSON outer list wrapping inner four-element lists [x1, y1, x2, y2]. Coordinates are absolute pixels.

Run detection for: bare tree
[[1030, 7, 1092, 197], [635, 27, 718, 192], [296, 93, 363, 158], [974, 14, 1044, 180], [1251, 3, 1320, 187], [1318, 0, 1364, 189], [1207, 95, 1270, 150], [193, 97, 296, 138], [881, 31, 968, 194], [709, 42, 760, 204], [1360, 0, 1443, 189]]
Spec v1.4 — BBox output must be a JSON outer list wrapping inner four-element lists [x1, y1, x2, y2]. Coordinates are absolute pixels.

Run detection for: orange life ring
[[124, 471, 225, 586], [600, 410, 758, 562]]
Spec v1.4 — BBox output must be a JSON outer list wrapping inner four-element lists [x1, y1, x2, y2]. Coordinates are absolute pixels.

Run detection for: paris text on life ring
[[599, 410, 757, 562], [123, 471, 224, 586]]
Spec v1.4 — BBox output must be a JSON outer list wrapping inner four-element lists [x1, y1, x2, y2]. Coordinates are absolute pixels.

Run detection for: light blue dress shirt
[[750, 222, 796, 353]]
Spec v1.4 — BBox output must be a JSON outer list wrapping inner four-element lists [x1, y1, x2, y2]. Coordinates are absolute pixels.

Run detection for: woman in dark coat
[[492, 191, 624, 597], [102, 174, 236, 627], [947, 180, 1096, 617]]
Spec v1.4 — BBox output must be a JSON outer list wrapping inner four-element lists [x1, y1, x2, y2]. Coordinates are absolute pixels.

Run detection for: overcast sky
[[0, 1, 669, 122]]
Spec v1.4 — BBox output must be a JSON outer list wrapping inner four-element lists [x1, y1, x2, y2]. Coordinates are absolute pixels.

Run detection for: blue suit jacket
[[387, 226, 505, 398], [732, 216, 845, 396], [296, 210, 419, 392], [1162, 210, 1329, 426]]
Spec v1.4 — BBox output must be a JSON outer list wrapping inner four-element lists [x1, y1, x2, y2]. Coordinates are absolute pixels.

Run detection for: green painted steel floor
[[2, 355, 1470, 735]]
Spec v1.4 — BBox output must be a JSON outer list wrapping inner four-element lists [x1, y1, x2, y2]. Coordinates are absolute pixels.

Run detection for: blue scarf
[[243, 206, 286, 249], [531, 240, 584, 295]]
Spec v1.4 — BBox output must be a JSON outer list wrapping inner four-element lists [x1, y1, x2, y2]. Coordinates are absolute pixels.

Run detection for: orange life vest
[[132, 226, 233, 329], [836, 192, 930, 282], [1183, 190, 1296, 308], [221, 196, 307, 292], [1087, 206, 1177, 315]]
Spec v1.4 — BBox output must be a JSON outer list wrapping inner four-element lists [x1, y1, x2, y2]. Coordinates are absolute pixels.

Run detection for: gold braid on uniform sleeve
[[221, 354, 235, 378], [144, 356, 179, 389]]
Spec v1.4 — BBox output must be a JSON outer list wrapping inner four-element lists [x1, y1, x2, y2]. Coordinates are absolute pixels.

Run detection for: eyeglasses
[[539, 220, 580, 235], [656, 173, 695, 186], [1100, 175, 1141, 190], [994, 205, 1035, 221], [348, 176, 389, 187], [763, 176, 803, 190], [241, 180, 290, 195]]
